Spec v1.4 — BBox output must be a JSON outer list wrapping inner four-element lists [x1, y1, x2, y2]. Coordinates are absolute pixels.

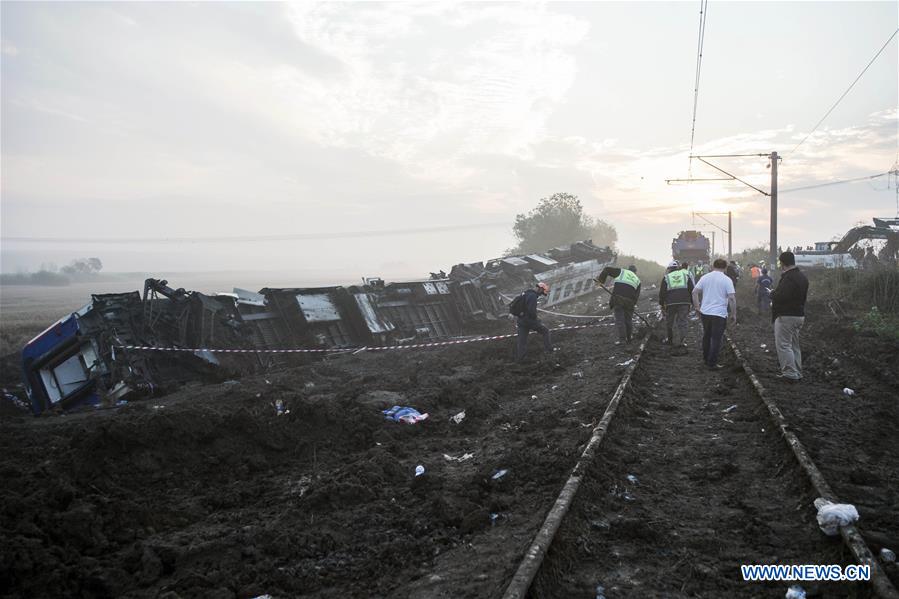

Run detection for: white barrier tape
[[115, 320, 614, 355]]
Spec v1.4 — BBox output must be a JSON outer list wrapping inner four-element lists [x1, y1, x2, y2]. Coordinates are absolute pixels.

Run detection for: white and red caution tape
[[115, 320, 614, 355]]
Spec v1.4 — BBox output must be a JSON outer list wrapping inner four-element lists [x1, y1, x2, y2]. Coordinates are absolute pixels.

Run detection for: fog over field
[[2, 2, 897, 278]]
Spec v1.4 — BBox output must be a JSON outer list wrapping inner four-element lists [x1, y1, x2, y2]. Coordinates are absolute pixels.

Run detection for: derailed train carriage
[[21, 240, 615, 414]]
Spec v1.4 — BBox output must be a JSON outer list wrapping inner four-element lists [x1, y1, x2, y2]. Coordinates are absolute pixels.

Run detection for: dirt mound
[[0, 299, 650, 598]]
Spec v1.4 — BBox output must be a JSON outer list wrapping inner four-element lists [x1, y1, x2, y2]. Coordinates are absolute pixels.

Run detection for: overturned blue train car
[[20, 240, 615, 414]]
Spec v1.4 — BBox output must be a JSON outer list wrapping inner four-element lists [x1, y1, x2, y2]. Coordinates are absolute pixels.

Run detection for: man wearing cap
[[515, 282, 553, 361], [596, 264, 642, 344], [659, 260, 694, 354]]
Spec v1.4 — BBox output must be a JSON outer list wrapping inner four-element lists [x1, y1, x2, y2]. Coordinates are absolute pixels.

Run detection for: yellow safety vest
[[665, 269, 688, 289], [615, 269, 641, 289]]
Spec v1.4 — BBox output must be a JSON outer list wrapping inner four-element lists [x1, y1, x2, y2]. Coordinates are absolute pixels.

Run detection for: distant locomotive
[[671, 230, 711, 264]]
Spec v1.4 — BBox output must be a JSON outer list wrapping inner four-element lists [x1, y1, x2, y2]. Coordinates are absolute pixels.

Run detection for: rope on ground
[[499, 292, 656, 321]]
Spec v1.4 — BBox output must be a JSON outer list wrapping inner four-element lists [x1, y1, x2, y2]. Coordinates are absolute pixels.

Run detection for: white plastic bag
[[814, 498, 859, 536]]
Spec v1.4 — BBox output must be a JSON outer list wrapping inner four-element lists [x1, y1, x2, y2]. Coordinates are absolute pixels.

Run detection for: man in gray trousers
[[770, 251, 810, 382]]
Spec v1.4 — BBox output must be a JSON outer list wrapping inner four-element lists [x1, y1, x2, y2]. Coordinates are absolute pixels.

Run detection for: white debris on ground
[[814, 498, 859, 536]]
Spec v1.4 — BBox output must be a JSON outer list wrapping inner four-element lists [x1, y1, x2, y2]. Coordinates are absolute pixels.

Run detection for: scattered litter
[[450, 410, 466, 424], [595, 584, 606, 599], [572, 371, 583, 379], [723, 417, 735, 424], [304, 382, 315, 389], [492, 469, 509, 480], [785, 585, 806, 599], [573, 401, 581, 405], [115, 400, 128, 407], [723, 404, 737, 413], [626, 474, 638, 484], [152, 405, 164, 409], [580, 422, 594, 428], [814, 498, 859, 536], [531, 394, 538, 400], [274, 399, 289, 416], [489, 513, 499, 525], [265, 379, 271, 385], [251, 595, 274, 599], [222, 380, 240, 387], [255, 393, 261, 398], [842, 388, 855, 396], [881, 548, 896, 563], [414, 465, 425, 477], [443, 452, 474, 463], [383, 405, 429, 424], [616, 359, 634, 367], [760, 344, 767, 349], [551, 385, 559, 391], [590, 519, 610, 531]]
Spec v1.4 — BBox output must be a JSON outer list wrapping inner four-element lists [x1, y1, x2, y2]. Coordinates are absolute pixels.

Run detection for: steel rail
[[501, 331, 652, 599], [727, 334, 899, 599], [501, 327, 897, 599]]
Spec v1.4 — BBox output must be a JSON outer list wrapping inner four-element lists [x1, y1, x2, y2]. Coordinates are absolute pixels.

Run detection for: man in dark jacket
[[596, 264, 641, 344], [515, 282, 553, 361], [659, 260, 694, 353], [726, 261, 740, 287], [770, 251, 809, 381]]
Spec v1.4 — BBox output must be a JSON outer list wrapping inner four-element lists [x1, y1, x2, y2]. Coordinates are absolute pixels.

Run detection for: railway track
[[502, 318, 898, 598]]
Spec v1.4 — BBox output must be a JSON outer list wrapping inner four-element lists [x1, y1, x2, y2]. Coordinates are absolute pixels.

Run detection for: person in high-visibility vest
[[659, 260, 695, 353], [596, 264, 641, 344]]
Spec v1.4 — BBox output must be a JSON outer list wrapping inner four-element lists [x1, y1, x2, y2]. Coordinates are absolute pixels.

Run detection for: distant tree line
[[0, 257, 104, 286]]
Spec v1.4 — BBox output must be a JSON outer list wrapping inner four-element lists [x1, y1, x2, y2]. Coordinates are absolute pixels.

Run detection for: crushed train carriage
[[20, 240, 615, 414]]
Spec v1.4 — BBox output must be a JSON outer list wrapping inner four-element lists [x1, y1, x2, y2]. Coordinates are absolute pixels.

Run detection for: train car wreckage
[[22, 241, 615, 414]]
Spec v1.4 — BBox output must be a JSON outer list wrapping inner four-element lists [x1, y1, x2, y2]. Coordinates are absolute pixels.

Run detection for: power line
[[688, 0, 710, 164], [3, 221, 510, 245], [779, 171, 890, 194], [788, 28, 899, 156]]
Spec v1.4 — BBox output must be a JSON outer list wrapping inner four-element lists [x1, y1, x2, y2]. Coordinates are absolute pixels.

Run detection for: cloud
[[280, 2, 590, 182]]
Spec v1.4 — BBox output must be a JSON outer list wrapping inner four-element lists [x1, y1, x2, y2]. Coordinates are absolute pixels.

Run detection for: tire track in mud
[[523, 319, 865, 598]]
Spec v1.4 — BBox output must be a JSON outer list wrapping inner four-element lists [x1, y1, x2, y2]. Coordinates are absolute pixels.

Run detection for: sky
[[2, 1, 897, 283]]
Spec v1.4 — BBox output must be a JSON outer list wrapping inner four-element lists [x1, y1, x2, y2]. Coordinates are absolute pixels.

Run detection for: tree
[[61, 257, 103, 277], [512, 192, 617, 253]]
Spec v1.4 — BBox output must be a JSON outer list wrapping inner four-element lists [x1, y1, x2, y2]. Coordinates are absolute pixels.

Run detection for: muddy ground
[[533, 318, 859, 598], [0, 293, 650, 598], [729, 285, 899, 592], [1, 276, 897, 598]]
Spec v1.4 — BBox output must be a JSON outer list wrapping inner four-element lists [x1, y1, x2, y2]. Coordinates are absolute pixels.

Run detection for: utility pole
[[727, 210, 732, 261], [769, 151, 778, 268]]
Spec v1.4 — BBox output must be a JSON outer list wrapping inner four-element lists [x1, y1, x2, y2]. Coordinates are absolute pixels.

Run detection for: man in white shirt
[[691, 258, 737, 369]]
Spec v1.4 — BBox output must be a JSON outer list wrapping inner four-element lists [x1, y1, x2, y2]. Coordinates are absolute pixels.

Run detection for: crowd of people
[[512, 251, 809, 383]]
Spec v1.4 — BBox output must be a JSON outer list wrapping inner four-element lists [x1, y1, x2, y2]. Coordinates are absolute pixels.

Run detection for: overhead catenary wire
[[779, 171, 891, 194], [688, 0, 710, 170], [788, 28, 899, 157]]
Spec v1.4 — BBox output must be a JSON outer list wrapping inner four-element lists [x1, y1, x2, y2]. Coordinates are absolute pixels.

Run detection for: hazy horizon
[[2, 2, 897, 277]]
